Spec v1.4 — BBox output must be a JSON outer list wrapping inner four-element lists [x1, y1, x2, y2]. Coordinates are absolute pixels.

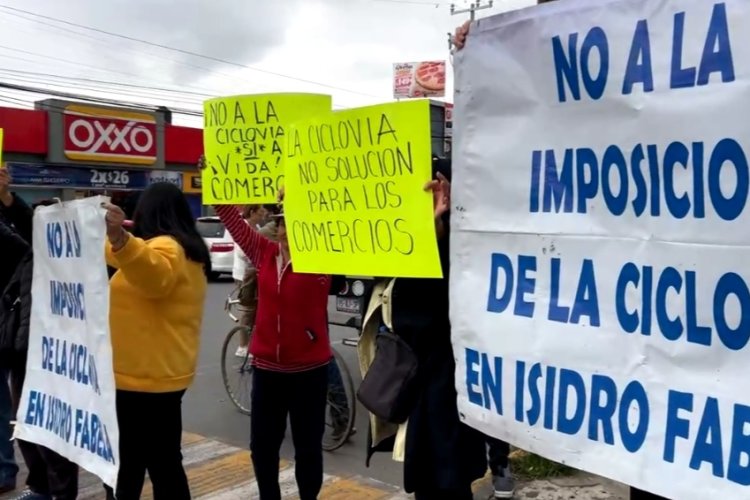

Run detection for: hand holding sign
[[102, 203, 128, 249], [453, 21, 470, 50], [425, 171, 451, 220]]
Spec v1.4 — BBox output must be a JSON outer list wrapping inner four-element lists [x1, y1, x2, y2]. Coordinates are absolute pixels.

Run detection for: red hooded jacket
[[215, 206, 332, 372]]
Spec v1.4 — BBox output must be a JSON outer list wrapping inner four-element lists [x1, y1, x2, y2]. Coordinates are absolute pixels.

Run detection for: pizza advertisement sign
[[392, 61, 446, 99]]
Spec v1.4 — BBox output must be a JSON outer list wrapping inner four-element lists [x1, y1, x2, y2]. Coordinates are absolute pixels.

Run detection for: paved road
[[182, 280, 405, 488]]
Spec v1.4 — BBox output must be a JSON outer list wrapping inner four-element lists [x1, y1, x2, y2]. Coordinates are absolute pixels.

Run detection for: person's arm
[[0, 219, 30, 270], [0, 193, 32, 245], [435, 215, 447, 240], [106, 235, 186, 298], [425, 172, 451, 241], [215, 205, 273, 269]]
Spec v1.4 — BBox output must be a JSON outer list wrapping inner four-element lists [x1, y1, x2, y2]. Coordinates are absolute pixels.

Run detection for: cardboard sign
[[202, 93, 331, 204], [284, 100, 442, 278]]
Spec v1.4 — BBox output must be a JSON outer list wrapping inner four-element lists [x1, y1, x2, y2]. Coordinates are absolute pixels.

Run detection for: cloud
[[0, 0, 537, 124], [1, 0, 301, 83]]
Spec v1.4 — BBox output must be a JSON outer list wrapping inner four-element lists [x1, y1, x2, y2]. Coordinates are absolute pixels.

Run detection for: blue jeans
[[0, 369, 18, 487]]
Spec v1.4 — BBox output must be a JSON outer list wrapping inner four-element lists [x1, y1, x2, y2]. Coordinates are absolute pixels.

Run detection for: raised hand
[[453, 21, 470, 50], [424, 172, 451, 220]]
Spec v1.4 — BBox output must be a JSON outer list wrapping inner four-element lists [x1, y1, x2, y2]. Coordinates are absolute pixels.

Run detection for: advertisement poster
[[393, 61, 446, 99]]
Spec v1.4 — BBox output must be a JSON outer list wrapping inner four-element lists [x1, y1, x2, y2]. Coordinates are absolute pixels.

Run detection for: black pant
[[250, 365, 328, 500], [105, 390, 190, 500], [630, 488, 669, 499], [17, 440, 78, 499], [487, 436, 510, 472], [10, 358, 78, 499]]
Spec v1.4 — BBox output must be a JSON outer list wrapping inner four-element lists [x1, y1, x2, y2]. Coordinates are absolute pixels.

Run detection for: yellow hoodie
[[106, 235, 207, 393]]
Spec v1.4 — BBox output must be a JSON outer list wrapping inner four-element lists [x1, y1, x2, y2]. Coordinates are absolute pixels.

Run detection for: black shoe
[[11, 490, 52, 500]]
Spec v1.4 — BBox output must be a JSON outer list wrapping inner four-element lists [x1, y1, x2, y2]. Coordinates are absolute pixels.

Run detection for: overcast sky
[[0, 0, 535, 127]]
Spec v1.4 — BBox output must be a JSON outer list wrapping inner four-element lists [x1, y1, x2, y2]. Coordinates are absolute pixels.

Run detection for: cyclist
[[199, 158, 335, 500]]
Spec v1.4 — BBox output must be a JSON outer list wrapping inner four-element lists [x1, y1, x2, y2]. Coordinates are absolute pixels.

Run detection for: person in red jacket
[[200, 159, 331, 500]]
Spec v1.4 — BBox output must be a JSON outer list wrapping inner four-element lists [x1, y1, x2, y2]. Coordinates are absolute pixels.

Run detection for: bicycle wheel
[[322, 346, 357, 452], [221, 326, 254, 415]]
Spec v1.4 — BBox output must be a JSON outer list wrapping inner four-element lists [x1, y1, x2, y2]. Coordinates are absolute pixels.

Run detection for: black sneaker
[[492, 466, 515, 499]]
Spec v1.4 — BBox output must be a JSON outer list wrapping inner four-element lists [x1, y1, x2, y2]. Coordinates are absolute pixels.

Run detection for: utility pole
[[448, 1, 493, 50], [451, 0, 493, 21]]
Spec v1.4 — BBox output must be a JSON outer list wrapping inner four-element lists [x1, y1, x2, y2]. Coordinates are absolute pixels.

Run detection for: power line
[[0, 71, 208, 107], [0, 68, 214, 98], [0, 46, 262, 105], [0, 90, 198, 133], [0, 10, 272, 95], [0, 4, 386, 100], [371, 0, 446, 5], [0, 68, 348, 110], [0, 81, 203, 117]]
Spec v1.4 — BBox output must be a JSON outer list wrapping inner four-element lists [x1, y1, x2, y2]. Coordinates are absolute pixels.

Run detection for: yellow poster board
[[284, 100, 442, 278], [202, 93, 331, 204], [0, 128, 4, 167]]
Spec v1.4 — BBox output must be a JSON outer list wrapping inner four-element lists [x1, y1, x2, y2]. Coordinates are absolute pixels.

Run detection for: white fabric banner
[[451, 0, 750, 498], [15, 196, 120, 487]]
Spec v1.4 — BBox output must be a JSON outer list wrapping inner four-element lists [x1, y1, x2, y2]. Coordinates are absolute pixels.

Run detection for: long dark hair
[[131, 182, 211, 274]]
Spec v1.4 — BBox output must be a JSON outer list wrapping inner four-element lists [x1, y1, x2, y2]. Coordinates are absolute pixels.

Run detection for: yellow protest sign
[[284, 100, 442, 278], [202, 93, 331, 204]]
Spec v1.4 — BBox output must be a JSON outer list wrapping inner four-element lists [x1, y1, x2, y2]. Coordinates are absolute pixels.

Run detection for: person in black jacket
[[392, 157, 487, 500], [0, 173, 79, 500], [0, 168, 27, 494], [0, 218, 22, 494]]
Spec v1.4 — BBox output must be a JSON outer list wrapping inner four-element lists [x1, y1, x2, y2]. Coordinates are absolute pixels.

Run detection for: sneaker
[[493, 466, 515, 499], [12, 490, 52, 500], [235, 346, 248, 358]]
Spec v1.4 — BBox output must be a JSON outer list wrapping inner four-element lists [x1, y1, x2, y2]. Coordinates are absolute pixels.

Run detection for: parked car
[[331, 276, 376, 329], [196, 216, 234, 280]]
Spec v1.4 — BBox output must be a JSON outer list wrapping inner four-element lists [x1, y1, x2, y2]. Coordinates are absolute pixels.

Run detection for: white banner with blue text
[[451, 0, 749, 498], [15, 196, 119, 488]]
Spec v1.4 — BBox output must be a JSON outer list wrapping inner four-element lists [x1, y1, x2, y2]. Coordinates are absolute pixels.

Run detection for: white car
[[196, 216, 235, 279]]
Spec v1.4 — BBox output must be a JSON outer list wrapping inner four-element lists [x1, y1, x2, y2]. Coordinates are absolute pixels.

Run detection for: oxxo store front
[[0, 99, 205, 218]]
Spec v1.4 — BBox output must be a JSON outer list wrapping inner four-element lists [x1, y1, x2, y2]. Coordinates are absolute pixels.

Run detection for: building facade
[[0, 99, 204, 217]]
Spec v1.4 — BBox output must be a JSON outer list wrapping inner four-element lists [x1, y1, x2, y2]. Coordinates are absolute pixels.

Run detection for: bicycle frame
[[225, 286, 242, 323]]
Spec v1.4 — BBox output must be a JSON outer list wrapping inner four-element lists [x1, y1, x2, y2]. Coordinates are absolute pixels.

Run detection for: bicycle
[[220, 287, 357, 452]]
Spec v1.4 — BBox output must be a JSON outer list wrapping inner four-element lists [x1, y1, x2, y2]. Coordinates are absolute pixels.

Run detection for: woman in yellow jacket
[[102, 182, 210, 500]]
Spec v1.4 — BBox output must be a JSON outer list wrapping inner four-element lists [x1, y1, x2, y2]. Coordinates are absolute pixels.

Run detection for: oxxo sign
[[63, 104, 158, 166]]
